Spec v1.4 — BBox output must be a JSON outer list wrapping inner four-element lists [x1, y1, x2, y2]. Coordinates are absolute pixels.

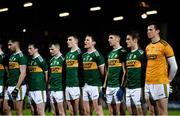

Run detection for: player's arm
[[44, 71, 48, 83], [168, 56, 178, 82], [16, 65, 27, 88], [121, 62, 126, 87], [103, 68, 108, 88], [120, 50, 127, 87], [11, 64, 26, 99]]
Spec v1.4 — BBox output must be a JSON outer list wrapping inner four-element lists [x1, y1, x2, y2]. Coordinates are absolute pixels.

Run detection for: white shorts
[[50, 91, 63, 103], [82, 84, 99, 101], [65, 87, 80, 100], [126, 88, 142, 106], [0, 85, 3, 98], [28, 90, 46, 104], [145, 84, 169, 100], [106, 87, 122, 104], [4, 85, 27, 101], [0, 85, 3, 93]]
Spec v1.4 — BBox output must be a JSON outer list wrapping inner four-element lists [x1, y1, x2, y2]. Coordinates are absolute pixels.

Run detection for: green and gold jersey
[[0, 52, 5, 86], [50, 54, 64, 91], [65, 48, 81, 87], [82, 50, 105, 86], [107, 47, 127, 87], [8, 51, 27, 86], [126, 49, 145, 89], [28, 55, 48, 91]]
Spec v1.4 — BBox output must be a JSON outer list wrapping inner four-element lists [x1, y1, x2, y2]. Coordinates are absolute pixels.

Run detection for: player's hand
[[11, 87, 19, 99], [116, 87, 125, 101], [169, 85, 173, 94], [99, 87, 106, 101]]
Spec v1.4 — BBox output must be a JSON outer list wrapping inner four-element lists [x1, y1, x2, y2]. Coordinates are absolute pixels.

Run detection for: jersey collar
[[13, 51, 22, 55], [113, 46, 122, 51], [32, 54, 40, 59], [87, 49, 96, 54], [70, 47, 79, 52]]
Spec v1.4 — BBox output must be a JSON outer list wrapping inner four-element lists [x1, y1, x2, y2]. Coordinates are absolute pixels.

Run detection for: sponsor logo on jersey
[[50, 66, 62, 73], [9, 62, 20, 69], [28, 66, 43, 72], [83, 62, 98, 70], [126, 60, 141, 68], [108, 59, 122, 67], [66, 60, 78, 67]]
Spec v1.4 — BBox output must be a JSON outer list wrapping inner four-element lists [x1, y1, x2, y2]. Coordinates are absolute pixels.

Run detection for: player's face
[[8, 40, 16, 52], [84, 36, 94, 49], [28, 45, 37, 56], [49, 45, 59, 56], [147, 25, 159, 39], [108, 35, 118, 46], [126, 35, 135, 48], [67, 36, 77, 48]]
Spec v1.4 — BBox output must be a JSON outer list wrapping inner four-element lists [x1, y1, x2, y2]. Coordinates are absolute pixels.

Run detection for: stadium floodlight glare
[[146, 10, 157, 15], [90, 6, 101, 11], [0, 8, 8, 12], [59, 12, 70, 17], [23, 2, 33, 7], [23, 29, 26, 32], [113, 16, 124, 21], [141, 13, 147, 19]]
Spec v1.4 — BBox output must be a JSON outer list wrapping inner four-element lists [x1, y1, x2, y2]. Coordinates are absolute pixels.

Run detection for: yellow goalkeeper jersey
[[146, 39, 174, 84]]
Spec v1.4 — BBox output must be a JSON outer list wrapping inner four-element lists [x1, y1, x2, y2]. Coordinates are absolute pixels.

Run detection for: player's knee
[[3, 106, 10, 114]]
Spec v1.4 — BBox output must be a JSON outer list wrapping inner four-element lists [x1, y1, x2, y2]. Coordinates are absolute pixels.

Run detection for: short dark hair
[[147, 21, 160, 30], [28, 41, 39, 49], [127, 30, 140, 41], [86, 33, 96, 42], [108, 30, 122, 38], [49, 41, 60, 48]]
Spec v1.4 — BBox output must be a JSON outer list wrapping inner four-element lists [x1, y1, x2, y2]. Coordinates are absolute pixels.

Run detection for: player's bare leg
[[156, 98, 168, 115], [3, 99, 11, 115]]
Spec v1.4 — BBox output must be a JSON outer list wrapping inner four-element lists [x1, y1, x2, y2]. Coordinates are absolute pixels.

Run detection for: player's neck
[[71, 45, 78, 52], [55, 52, 61, 57], [113, 44, 121, 49], [151, 36, 160, 43], [15, 48, 21, 53], [87, 47, 95, 53], [33, 52, 39, 58], [131, 44, 138, 51]]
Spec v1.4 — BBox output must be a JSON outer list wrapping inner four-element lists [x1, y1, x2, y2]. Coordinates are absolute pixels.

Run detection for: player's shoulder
[[94, 50, 101, 57], [137, 49, 144, 55], [17, 51, 25, 58], [37, 55, 44, 62], [76, 48, 81, 54], [60, 54, 65, 61], [159, 39, 169, 47]]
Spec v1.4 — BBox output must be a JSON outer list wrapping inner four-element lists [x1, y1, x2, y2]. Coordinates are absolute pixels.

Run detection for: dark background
[[0, 0, 179, 100]]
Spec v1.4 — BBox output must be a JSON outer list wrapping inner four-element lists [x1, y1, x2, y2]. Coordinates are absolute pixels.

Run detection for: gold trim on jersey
[[50, 66, 62, 73], [0, 64, 4, 70], [108, 59, 122, 67], [83, 62, 98, 70], [28, 66, 43, 72], [9, 62, 20, 69], [66, 60, 78, 67], [126, 60, 141, 68]]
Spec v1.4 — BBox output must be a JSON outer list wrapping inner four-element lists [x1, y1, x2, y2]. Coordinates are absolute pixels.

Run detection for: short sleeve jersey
[[126, 49, 144, 89], [65, 48, 81, 87], [82, 50, 105, 86], [8, 51, 27, 86], [0, 52, 5, 86], [50, 55, 64, 91], [146, 39, 174, 84], [28, 55, 48, 91], [107, 47, 127, 87]]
